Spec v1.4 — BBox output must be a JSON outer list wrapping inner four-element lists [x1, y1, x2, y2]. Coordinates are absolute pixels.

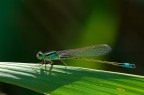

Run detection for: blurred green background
[[0, 0, 144, 95]]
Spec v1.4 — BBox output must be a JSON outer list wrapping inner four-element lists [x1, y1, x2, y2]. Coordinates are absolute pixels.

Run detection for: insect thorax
[[45, 51, 60, 60]]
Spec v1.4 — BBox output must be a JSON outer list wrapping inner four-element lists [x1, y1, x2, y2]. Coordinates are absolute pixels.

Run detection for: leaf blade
[[0, 62, 143, 95]]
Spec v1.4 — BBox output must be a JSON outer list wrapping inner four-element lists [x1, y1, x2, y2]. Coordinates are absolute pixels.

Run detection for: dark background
[[0, 0, 144, 95]]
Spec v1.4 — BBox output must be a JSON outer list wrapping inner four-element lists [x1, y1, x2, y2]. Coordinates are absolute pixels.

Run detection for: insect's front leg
[[45, 60, 53, 66], [41, 59, 47, 65], [41, 60, 44, 65]]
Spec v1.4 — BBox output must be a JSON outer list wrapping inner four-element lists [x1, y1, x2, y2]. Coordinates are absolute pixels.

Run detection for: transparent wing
[[57, 44, 111, 58]]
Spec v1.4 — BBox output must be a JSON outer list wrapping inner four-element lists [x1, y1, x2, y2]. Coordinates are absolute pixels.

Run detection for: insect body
[[36, 44, 135, 68]]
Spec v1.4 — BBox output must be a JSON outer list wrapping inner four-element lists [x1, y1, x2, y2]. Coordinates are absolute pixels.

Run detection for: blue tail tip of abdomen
[[122, 63, 136, 68]]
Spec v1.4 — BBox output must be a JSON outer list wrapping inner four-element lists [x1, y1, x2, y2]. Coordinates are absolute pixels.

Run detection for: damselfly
[[36, 44, 135, 68]]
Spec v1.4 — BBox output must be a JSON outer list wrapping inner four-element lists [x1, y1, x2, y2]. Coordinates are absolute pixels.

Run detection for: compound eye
[[37, 51, 44, 60], [38, 51, 43, 56]]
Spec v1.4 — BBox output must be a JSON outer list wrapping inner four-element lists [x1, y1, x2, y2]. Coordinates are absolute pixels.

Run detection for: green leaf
[[0, 62, 143, 95]]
